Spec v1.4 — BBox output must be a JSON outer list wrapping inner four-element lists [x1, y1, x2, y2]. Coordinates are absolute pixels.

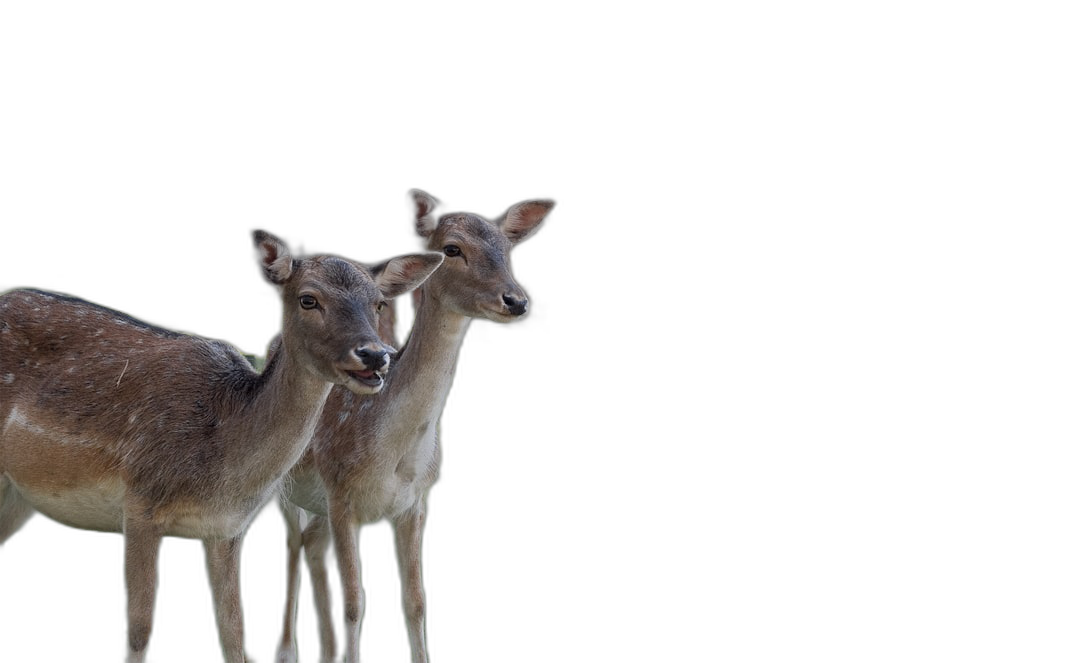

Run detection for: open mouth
[[345, 368, 384, 388], [491, 308, 522, 321]]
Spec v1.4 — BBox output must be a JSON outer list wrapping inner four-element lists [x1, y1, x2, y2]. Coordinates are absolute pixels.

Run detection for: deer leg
[[204, 535, 248, 663], [302, 513, 337, 663], [0, 476, 34, 544], [123, 515, 163, 663], [393, 503, 430, 663], [276, 498, 304, 663], [330, 498, 364, 663]]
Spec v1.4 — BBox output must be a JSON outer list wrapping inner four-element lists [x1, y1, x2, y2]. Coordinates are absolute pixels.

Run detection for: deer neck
[[222, 344, 332, 496], [380, 288, 472, 431]]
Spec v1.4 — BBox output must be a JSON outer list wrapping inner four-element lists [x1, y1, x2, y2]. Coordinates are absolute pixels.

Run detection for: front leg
[[330, 496, 364, 663], [204, 535, 248, 663], [393, 502, 430, 663], [302, 513, 337, 663]]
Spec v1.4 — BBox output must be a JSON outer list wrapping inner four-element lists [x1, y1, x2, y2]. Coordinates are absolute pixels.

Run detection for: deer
[[0, 230, 443, 663], [275, 190, 554, 663]]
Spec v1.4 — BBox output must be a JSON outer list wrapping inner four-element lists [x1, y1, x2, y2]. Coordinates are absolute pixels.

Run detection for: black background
[[0, 137, 617, 660]]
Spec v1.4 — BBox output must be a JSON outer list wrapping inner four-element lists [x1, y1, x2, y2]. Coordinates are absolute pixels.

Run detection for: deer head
[[255, 230, 443, 393], [409, 189, 554, 322]]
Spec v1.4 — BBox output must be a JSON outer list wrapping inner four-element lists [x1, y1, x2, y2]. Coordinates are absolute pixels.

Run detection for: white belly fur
[[16, 480, 126, 533]]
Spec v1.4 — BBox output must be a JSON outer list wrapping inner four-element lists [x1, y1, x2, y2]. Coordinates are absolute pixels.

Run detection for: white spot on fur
[[3, 407, 30, 435], [2, 373, 13, 384]]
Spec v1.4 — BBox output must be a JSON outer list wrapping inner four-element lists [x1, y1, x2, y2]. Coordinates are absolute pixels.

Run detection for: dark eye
[[443, 245, 461, 257], [377, 301, 387, 313], [299, 295, 318, 310]]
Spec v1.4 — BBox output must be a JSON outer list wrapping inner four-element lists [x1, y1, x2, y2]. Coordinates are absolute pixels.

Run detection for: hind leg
[[0, 476, 34, 544]]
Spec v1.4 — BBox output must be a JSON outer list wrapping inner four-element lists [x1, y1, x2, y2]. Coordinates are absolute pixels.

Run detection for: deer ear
[[410, 189, 441, 238], [498, 199, 554, 245], [371, 252, 444, 299], [253, 230, 294, 284]]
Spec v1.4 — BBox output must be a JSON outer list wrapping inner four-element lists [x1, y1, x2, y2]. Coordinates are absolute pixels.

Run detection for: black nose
[[502, 294, 528, 316], [354, 347, 389, 369]]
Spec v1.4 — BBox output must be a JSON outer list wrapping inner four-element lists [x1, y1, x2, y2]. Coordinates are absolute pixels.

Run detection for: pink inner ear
[[502, 201, 553, 242], [261, 244, 279, 264], [416, 201, 434, 218]]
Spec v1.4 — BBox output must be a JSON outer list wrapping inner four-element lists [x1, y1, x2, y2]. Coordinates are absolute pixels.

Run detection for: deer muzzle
[[340, 345, 391, 392]]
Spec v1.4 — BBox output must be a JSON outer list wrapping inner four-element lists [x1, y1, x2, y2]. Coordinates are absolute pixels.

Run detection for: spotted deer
[[0, 231, 443, 663], [276, 190, 554, 663]]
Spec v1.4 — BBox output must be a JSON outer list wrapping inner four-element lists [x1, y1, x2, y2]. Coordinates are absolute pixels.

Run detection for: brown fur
[[276, 191, 554, 663], [0, 232, 442, 663]]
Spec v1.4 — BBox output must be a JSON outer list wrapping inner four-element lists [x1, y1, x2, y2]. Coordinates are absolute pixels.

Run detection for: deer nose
[[502, 293, 528, 316], [354, 347, 389, 370]]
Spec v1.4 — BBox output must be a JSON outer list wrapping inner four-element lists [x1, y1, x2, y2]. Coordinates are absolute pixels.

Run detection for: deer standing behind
[[276, 190, 554, 663], [0, 231, 443, 663]]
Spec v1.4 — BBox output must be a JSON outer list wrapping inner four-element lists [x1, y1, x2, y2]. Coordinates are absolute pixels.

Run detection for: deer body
[[0, 233, 442, 663], [276, 191, 553, 663], [287, 303, 467, 521], [1, 290, 325, 539]]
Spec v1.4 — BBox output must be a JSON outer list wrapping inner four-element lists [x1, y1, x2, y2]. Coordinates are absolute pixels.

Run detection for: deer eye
[[299, 295, 318, 310], [443, 245, 462, 258]]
